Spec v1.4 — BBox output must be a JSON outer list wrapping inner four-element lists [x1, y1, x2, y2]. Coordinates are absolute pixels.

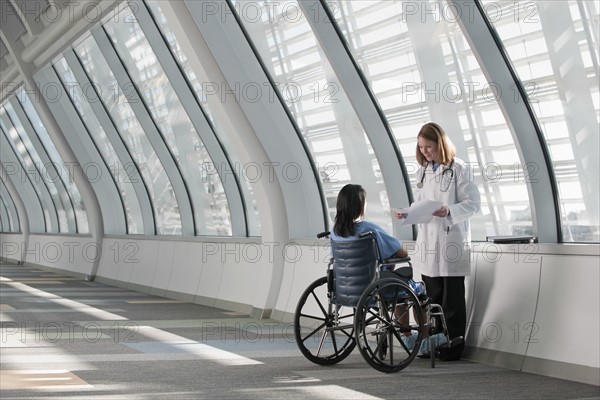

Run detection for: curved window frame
[[0, 107, 57, 232], [34, 65, 124, 235], [10, 93, 81, 233], [16, 91, 89, 233], [146, 0, 260, 237], [185, 0, 328, 238], [229, 0, 407, 235], [53, 55, 146, 235], [479, 0, 599, 243], [0, 131, 46, 232], [103, 2, 238, 236], [327, 0, 546, 241], [72, 32, 185, 235], [0, 180, 20, 232]]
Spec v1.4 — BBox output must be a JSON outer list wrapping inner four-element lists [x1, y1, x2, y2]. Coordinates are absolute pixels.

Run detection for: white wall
[[0, 233, 25, 263], [94, 237, 284, 316], [0, 233, 95, 276]]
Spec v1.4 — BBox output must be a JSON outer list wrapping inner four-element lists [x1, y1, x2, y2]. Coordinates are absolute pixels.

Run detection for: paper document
[[392, 200, 442, 225]]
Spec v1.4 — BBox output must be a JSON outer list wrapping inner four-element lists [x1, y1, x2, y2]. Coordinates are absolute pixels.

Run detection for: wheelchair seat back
[[330, 236, 379, 307]]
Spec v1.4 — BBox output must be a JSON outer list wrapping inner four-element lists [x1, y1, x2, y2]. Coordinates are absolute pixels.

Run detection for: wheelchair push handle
[[317, 231, 376, 239]]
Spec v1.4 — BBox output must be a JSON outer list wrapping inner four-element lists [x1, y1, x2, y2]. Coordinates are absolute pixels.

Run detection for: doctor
[[394, 122, 480, 360]]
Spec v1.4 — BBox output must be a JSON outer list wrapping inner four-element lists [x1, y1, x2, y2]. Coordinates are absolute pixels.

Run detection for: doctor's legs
[[421, 275, 466, 361]]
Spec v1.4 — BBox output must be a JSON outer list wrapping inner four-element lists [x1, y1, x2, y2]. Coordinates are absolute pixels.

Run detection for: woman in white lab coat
[[395, 122, 480, 360]]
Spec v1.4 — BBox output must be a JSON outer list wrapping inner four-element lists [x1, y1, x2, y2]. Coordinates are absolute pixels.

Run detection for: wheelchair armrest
[[382, 256, 411, 264]]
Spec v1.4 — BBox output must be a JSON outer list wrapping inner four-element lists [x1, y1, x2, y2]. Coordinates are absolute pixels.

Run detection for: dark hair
[[333, 184, 366, 237], [415, 122, 456, 166]]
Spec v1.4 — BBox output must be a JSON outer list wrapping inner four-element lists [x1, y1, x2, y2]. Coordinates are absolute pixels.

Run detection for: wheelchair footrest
[[395, 325, 414, 334]]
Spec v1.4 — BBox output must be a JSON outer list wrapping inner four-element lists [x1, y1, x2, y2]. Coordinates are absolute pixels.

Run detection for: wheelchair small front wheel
[[294, 277, 356, 365], [354, 278, 424, 373]]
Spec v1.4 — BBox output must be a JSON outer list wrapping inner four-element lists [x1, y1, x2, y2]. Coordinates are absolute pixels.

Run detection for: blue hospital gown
[[330, 220, 425, 296], [329, 220, 401, 259]]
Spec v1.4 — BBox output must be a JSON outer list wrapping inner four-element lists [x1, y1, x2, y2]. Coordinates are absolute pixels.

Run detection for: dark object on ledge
[[486, 235, 538, 244]]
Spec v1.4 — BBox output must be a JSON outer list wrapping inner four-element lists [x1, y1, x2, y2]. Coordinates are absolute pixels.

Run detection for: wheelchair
[[294, 231, 463, 373]]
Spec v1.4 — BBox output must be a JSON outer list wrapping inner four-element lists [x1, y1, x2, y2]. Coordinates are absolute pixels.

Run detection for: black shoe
[[437, 340, 464, 361]]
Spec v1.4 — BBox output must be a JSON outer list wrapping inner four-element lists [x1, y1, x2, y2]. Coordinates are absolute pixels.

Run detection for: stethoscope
[[417, 160, 455, 192]]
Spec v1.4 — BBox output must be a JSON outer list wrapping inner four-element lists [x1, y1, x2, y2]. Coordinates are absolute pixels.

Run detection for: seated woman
[[331, 183, 442, 354], [330, 183, 407, 258]]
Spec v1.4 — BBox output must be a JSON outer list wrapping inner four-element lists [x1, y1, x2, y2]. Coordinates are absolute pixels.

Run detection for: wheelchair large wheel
[[294, 276, 356, 365], [354, 277, 424, 373]]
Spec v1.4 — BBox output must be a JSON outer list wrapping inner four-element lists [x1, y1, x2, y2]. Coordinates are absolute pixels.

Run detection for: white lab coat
[[413, 157, 481, 277]]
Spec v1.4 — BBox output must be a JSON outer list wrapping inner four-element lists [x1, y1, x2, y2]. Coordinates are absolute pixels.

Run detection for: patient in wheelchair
[[331, 184, 447, 356], [329, 184, 424, 293]]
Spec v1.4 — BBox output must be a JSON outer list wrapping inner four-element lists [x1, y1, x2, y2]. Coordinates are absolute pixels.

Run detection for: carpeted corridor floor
[[1, 261, 598, 400]]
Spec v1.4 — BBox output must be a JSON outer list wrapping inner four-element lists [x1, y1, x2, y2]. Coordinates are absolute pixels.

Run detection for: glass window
[[146, 0, 262, 236], [0, 107, 54, 232], [54, 57, 143, 234], [4, 101, 72, 232], [17, 90, 89, 233], [75, 36, 182, 235], [232, 0, 392, 230], [103, 11, 232, 236], [481, 0, 599, 242], [332, 0, 534, 240]]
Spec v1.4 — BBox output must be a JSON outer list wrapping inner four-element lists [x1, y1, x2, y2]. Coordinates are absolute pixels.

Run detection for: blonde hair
[[415, 122, 456, 166]]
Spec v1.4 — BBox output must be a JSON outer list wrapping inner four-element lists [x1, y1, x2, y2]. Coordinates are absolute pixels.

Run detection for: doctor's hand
[[392, 210, 407, 219], [432, 206, 450, 218]]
